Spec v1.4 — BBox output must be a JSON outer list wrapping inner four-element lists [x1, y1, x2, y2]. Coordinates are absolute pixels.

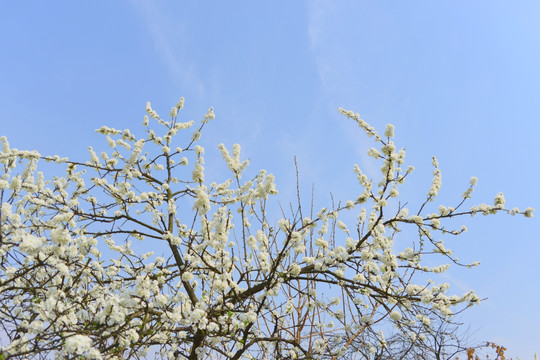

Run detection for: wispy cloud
[[307, 2, 385, 183], [307, 1, 338, 94], [130, 1, 205, 97]]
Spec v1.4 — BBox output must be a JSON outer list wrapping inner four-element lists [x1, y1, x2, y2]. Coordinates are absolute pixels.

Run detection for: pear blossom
[[384, 124, 395, 138], [390, 311, 402, 321], [65, 335, 94, 355]]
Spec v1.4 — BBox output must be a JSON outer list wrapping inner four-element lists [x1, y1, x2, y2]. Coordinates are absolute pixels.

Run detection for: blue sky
[[1, 1, 539, 357]]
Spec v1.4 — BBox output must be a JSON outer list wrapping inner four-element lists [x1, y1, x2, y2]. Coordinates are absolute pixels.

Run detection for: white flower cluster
[[428, 156, 442, 199], [218, 143, 249, 178]]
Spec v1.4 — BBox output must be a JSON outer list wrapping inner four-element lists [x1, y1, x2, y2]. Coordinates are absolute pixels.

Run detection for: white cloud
[[307, 2, 376, 176], [130, 1, 205, 97], [307, 1, 338, 94]]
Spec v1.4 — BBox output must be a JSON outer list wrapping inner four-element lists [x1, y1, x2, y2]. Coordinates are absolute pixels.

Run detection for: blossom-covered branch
[[0, 99, 533, 359]]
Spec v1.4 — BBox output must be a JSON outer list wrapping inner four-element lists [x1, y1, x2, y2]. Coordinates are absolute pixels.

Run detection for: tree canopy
[[0, 99, 533, 359]]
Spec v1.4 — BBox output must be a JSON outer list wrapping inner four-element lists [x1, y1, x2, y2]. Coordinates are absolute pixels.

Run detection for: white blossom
[[193, 185, 210, 214], [494, 192, 505, 209], [384, 124, 395, 138], [390, 311, 402, 321], [65, 335, 94, 355]]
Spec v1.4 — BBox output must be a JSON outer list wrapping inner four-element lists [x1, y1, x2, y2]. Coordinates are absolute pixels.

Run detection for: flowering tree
[[0, 98, 533, 360]]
